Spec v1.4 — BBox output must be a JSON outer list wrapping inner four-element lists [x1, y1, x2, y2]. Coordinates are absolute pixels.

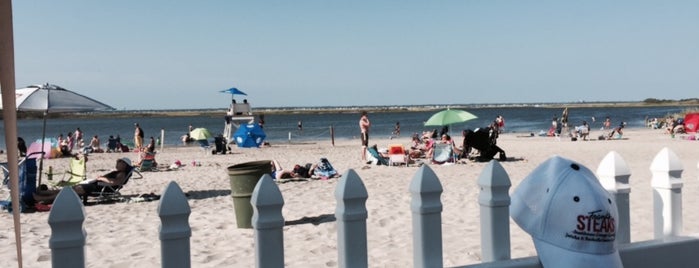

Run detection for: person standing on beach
[[74, 127, 83, 146], [359, 111, 371, 161], [258, 114, 265, 129], [298, 120, 303, 132], [134, 123, 144, 151], [495, 115, 505, 133]]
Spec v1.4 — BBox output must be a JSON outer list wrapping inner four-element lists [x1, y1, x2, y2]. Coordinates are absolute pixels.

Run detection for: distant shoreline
[[5, 100, 699, 120]]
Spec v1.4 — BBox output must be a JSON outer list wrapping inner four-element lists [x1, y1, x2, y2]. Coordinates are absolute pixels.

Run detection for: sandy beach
[[1, 128, 698, 267]]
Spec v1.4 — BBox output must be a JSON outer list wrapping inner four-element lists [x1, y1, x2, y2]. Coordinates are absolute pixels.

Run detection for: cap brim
[[118, 158, 132, 167], [533, 237, 623, 268]]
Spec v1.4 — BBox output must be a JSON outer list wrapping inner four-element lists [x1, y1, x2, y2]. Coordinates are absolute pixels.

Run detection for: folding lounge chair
[[198, 140, 213, 154], [366, 146, 389, 166], [138, 159, 157, 172], [106, 138, 118, 152], [432, 143, 455, 164], [49, 155, 87, 188], [83, 166, 142, 204], [387, 144, 409, 166]]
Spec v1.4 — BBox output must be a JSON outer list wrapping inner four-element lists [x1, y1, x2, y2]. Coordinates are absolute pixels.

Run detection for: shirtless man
[[359, 111, 371, 161]]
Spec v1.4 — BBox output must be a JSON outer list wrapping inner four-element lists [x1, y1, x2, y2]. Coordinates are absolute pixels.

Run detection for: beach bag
[[314, 158, 338, 178]]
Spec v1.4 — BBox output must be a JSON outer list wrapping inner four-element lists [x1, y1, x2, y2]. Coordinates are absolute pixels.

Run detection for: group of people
[[543, 115, 622, 141], [33, 124, 155, 204], [358, 112, 507, 163], [270, 158, 339, 180], [56, 128, 85, 156], [661, 116, 687, 135], [54, 128, 112, 156], [46, 122, 148, 158], [406, 132, 457, 160]]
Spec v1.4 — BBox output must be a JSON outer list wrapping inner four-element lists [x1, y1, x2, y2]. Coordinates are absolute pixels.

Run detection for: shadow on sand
[[285, 213, 336, 226]]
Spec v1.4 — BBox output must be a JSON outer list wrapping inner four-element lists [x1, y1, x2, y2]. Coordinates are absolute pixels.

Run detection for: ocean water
[[0, 105, 690, 150]]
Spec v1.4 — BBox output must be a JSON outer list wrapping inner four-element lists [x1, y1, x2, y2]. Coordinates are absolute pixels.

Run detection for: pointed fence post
[[597, 151, 632, 244], [158, 181, 192, 268], [49, 187, 86, 268], [251, 175, 285, 268], [410, 165, 444, 268], [477, 160, 511, 262], [650, 147, 683, 238], [335, 169, 368, 268]]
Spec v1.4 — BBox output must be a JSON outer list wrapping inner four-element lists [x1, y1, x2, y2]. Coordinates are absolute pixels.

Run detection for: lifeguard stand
[[223, 99, 255, 143]]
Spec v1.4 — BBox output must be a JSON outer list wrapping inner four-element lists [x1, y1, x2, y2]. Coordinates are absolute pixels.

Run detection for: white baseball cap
[[510, 156, 623, 268]]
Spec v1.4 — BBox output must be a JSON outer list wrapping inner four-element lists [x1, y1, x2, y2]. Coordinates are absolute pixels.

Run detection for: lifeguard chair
[[223, 98, 255, 143]]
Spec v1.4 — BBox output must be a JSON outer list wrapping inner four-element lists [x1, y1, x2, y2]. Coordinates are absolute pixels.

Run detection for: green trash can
[[227, 160, 272, 228]]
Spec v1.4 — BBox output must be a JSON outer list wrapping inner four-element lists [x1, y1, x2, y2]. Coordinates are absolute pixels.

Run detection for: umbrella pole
[[37, 111, 47, 187]]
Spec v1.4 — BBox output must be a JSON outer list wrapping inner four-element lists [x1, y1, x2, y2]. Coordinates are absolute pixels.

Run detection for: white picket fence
[[47, 147, 699, 268]]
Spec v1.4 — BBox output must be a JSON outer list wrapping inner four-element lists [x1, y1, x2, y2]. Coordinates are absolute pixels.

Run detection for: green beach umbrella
[[189, 128, 212, 140], [424, 109, 478, 127]]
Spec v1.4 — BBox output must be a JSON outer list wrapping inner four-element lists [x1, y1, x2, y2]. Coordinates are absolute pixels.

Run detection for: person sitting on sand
[[58, 134, 72, 156], [573, 121, 590, 141], [89, 135, 103, 153], [607, 122, 626, 140], [422, 136, 436, 159], [409, 135, 426, 158], [145, 137, 156, 153], [135, 148, 158, 168]]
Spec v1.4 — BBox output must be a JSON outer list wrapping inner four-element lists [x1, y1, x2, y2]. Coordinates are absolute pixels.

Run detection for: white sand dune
[[1, 128, 698, 267]]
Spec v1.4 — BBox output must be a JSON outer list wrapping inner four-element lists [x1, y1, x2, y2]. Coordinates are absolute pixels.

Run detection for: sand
[[1, 128, 698, 267]]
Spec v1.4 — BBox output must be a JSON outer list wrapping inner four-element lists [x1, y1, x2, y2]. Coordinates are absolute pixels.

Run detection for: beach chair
[[137, 152, 158, 172], [49, 155, 87, 188], [387, 144, 409, 166], [366, 146, 389, 166], [431, 143, 455, 164], [1, 152, 40, 211], [83, 165, 142, 204], [106, 137, 118, 152], [198, 140, 213, 154]]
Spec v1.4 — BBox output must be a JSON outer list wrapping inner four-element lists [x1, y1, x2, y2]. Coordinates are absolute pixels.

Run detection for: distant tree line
[[643, 98, 699, 104]]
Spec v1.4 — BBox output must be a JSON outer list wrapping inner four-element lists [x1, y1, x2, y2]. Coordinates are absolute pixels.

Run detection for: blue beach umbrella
[[233, 123, 266, 148], [220, 87, 247, 96]]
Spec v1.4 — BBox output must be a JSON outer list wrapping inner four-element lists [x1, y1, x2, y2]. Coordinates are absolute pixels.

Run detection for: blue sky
[[11, 1, 699, 110]]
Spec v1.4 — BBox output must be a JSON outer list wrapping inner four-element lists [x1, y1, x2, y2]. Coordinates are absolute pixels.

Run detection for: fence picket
[[410, 164, 444, 268], [650, 147, 684, 238], [157, 181, 192, 268], [335, 169, 369, 268], [477, 160, 512, 262], [597, 151, 632, 244], [251, 174, 285, 268], [48, 187, 86, 268]]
